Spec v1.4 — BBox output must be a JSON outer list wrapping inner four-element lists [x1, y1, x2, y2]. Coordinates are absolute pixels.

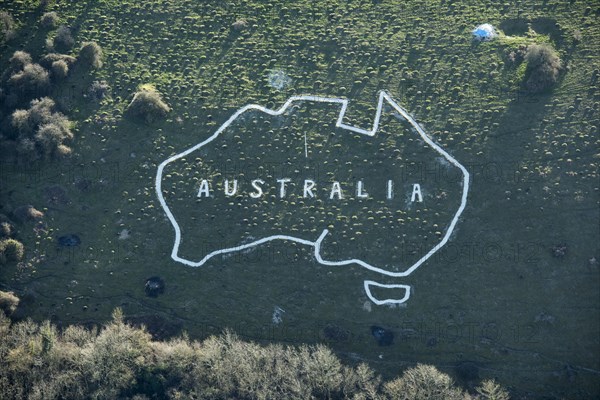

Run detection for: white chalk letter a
[[411, 183, 423, 202]]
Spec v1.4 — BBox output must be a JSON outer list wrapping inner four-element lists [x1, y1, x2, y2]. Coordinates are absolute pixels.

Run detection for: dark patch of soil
[[43, 185, 70, 206], [145, 276, 165, 297], [371, 325, 394, 346], [58, 234, 81, 247]]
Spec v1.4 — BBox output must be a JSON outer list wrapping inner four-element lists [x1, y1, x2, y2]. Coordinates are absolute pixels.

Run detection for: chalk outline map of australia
[[156, 91, 470, 305]]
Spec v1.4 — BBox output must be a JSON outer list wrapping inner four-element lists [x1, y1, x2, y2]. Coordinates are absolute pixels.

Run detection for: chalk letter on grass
[[197, 179, 211, 198], [411, 183, 423, 202], [250, 179, 265, 198], [224, 179, 238, 196]]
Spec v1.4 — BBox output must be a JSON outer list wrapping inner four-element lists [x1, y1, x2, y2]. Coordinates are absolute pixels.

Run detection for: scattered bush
[[88, 80, 110, 100], [39, 53, 77, 70], [477, 379, 511, 400], [0, 11, 16, 43], [127, 86, 170, 123], [383, 364, 465, 400], [9, 98, 73, 158], [8, 51, 32, 72], [232, 19, 248, 31], [78, 41, 103, 69], [524, 43, 562, 92], [50, 60, 69, 80], [0, 238, 25, 264], [53, 25, 74, 52], [0, 222, 13, 238], [0, 291, 19, 315], [12, 205, 44, 222], [40, 11, 59, 29], [0, 309, 511, 399], [7, 63, 50, 101]]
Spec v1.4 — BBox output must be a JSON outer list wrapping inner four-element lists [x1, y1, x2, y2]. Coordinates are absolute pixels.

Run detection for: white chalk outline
[[155, 91, 470, 305]]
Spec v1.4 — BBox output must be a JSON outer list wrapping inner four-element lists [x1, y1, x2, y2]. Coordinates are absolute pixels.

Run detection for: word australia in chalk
[[157, 91, 470, 306], [196, 178, 424, 202]]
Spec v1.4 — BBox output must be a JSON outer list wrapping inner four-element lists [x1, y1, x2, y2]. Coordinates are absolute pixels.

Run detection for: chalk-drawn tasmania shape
[[156, 91, 470, 305]]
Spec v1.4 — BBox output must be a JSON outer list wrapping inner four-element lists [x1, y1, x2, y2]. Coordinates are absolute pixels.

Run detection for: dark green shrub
[[9, 51, 32, 71], [78, 41, 103, 69], [0, 222, 12, 238], [0, 11, 16, 43], [40, 12, 59, 29], [524, 43, 562, 92], [88, 80, 110, 100], [7, 64, 50, 101], [39, 53, 77, 70], [0, 291, 19, 315], [0, 215, 15, 238], [53, 25, 74, 52], [232, 19, 248, 31], [12, 205, 44, 222], [50, 60, 69, 80], [10, 98, 73, 159], [0, 238, 24, 263], [127, 87, 170, 123]]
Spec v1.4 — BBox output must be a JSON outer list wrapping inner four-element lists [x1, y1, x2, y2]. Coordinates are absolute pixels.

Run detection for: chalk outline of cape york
[[156, 91, 470, 305]]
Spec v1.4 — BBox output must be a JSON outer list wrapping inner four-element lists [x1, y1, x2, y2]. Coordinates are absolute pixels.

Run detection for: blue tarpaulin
[[472, 24, 497, 41]]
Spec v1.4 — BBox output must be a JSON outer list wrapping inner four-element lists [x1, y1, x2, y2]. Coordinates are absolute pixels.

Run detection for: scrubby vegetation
[[0, 239, 24, 265], [0, 308, 508, 400], [0, 11, 16, 43], [78, 41, 103, 69], [0, 291, 19, 316], [52, 25, 74, 52], [523, 43, 562, 92], [10, 97, 73, 160], [127, 85, 170, 123], [40, 12, 59, 29]]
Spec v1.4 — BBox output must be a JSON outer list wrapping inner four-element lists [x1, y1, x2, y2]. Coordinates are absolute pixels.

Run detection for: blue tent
[[472, 24, 497, 41]]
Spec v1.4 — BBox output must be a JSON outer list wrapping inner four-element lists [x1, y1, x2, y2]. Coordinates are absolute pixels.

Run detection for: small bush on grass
[[0, 11, 16, 43], [524, 43, 562, 92], [78, 41, 103, 69], [40, 12, 59, 29], [10, 98, 73, 159], [39, 53, 77, 70], [50, 60, 69, 81], [0, 291, 19, 316], [53, 25, 74, 52], [0, 238, 24, 264], [126, 86, 170, 123], [88, 80, 110, 100], [8, 51, 32, 71], [7, 64, 50, 101]]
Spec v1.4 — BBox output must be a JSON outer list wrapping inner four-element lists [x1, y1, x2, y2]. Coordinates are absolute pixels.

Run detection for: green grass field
[[1, 0, 598, 398]]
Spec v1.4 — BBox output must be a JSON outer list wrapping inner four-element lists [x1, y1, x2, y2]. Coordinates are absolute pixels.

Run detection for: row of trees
[[0, 307, 509, 400]]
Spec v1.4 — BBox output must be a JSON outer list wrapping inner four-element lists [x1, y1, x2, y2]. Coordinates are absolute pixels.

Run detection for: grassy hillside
[[0, 0, 598, 398]]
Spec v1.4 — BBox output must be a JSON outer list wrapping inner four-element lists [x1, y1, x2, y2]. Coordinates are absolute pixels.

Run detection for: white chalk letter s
[[250, 179, 265, 198]]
